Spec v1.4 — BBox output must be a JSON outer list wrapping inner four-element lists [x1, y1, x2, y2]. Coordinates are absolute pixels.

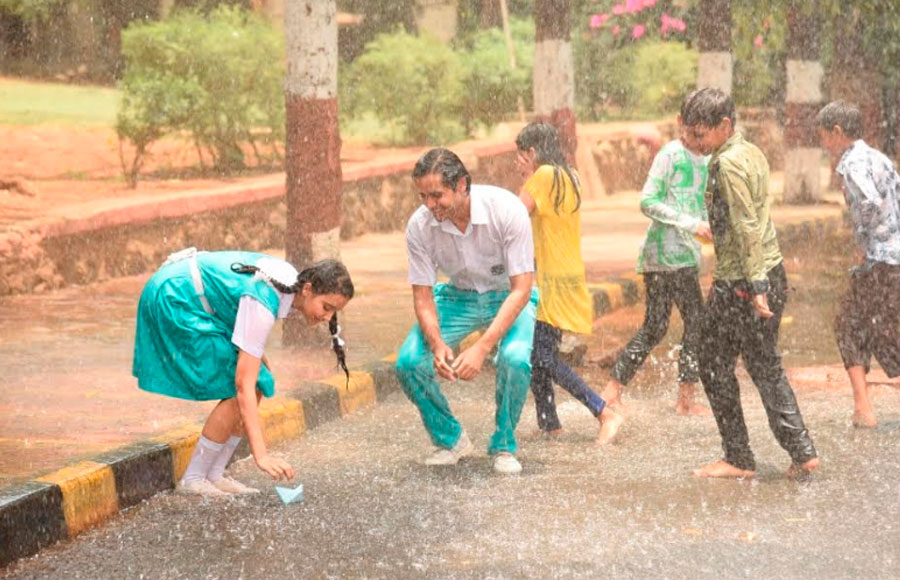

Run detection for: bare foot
[[675, 402, 712, 416], [692, 460, 755, 479], [596, 408, 624, 446], [851, 410, 877, 428], [786, 457, 820, 479], [600, 379, 626, 411], [675, 383, 710, 416]]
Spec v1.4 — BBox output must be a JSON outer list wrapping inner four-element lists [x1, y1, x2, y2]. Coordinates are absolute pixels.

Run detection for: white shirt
[[231, 291, 294, 358], [405, 184, 534, 293], [835, 139, 900, 266]]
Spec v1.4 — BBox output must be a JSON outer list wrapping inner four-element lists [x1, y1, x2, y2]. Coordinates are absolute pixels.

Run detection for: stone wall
[[0, 122, 694, 296]]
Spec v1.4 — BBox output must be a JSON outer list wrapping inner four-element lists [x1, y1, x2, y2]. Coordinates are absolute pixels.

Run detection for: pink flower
[[660, 13, 685, 34], [626, 0, 643, 13], [754, 34, 764, 48], [612, 25, 621, 36], [632, 24, 646, 39], [643, 0, 657, 6], [589, 13, 610, 28], [612, 3, 625, 15]]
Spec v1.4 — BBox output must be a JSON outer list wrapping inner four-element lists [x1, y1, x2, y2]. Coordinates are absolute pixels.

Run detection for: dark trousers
[[531, 321, 606, 431], [699, 263, 817, 471], [834, 262, 900, 377], [610, 267, 704, 385]]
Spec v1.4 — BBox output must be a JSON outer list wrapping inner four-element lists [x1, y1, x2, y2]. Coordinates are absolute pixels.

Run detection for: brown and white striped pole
[[783, 0, 822, 203], [696, 0, 732, 95], [283, 0, 343, 344], [533, 0, 576, 163]]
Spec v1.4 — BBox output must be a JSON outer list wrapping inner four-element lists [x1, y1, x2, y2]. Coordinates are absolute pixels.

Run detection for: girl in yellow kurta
[[515, 122, 623, 445]]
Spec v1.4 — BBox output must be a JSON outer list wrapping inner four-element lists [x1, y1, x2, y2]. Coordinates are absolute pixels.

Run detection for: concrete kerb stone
[[0, 214, 840, 568], [0, 482, 66, 568], [0, 361, 400, 568], [778, 215, 843, 248]]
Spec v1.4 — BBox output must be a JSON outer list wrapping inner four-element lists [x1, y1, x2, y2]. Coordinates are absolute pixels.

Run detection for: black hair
[[681, 87, 736, 128], [515, 121, 581, 214], [231, 258, 354, 387], [680, 89, 700, 120], [815, 100, 863, 139], [412, 148, 472, 193]]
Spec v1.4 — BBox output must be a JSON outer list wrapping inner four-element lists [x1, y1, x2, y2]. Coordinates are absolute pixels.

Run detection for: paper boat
[[275, 483, 304, 505]]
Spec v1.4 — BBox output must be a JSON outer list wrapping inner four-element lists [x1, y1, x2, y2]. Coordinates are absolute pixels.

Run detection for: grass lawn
[[0, 77, 119, 126]]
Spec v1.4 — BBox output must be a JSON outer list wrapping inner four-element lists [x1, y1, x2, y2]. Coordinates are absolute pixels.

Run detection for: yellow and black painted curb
[[0, 357, 401, 568], [0, 216, 837, 567], [588, 272, 646, 317]]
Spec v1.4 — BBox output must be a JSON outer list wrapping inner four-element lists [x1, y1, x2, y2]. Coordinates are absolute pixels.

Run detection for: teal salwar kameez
[[132, 251, 284, 401]]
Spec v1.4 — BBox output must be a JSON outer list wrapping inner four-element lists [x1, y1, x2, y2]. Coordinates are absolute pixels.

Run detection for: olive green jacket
[[706, 131, 782, 293]]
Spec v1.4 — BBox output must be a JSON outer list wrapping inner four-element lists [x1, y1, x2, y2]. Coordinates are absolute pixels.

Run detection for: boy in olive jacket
[[682, 88, 819, 480]]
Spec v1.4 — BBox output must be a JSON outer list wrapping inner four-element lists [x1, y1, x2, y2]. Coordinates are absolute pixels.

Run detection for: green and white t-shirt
[[636, 139, 709, 273]]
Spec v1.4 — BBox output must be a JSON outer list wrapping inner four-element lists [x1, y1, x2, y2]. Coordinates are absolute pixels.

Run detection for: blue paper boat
[[275, 483, 304, 505]]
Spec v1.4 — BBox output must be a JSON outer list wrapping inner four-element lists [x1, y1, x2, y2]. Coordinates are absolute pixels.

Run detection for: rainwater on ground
[[3, 218, 900, 578], [0, 233, 415, 485]]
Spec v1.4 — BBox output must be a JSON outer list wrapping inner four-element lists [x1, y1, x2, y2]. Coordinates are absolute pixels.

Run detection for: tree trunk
[[696, 0, 732, 95], [283, 0, 343, 345], [533, 0, 576, 163], [783, 0, 823, 203], [479, 0, 503, 28], [830, 7, 884, 151]]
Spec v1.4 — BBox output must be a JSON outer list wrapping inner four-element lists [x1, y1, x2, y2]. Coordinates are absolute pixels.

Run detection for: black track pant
[[610, 267, 703, 385], [698, 263, 817, 471]]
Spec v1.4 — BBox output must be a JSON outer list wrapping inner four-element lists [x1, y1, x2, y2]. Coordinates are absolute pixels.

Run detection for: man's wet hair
[[815, 100, 863, 139], [412, 148, 472, 193], [681, 87, 736, 128]]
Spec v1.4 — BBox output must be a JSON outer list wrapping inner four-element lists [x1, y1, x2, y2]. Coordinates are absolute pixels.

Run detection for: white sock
[[207, 436, 242, 483], [180, 436, 225, 485]]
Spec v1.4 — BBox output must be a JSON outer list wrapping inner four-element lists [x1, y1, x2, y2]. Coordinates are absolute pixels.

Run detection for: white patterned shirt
[[836, 140, 900, 267]]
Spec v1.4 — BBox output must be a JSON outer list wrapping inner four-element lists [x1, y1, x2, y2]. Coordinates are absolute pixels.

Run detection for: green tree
[[342, 31, 465, 144]]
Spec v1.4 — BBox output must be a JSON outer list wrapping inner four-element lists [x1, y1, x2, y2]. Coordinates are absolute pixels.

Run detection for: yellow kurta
[[524, 164, 593, 335]]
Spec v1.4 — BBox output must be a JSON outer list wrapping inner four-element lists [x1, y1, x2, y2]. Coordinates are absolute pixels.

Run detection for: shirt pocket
[[477, 232, 507, 276]]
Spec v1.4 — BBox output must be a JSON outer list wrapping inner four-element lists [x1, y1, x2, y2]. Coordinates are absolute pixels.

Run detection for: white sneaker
[[211, 477, 260, 494], [493, 452, 522, 475], [424, 432, 474, 466], [176, 478, 231, 497]]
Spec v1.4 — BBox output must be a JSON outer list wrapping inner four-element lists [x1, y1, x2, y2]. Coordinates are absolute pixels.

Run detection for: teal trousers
[[396, 283, 538, 455]]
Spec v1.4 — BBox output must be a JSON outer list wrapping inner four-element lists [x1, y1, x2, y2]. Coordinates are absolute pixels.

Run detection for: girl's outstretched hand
[[256, 455, 295, 481]]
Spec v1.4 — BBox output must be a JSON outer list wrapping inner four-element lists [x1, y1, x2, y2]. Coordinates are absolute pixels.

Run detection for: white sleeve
[[501, 198, 535, 277], [406, 217, 437, 286], [231, 295, 277, 358]]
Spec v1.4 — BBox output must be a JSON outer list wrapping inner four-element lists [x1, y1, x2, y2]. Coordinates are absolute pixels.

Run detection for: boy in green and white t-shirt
[[601, 96, 713, 415]]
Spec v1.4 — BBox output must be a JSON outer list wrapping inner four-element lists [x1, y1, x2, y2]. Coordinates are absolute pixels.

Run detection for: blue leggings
[[395, 283, 538, 455], [531, 321, 605, 431]]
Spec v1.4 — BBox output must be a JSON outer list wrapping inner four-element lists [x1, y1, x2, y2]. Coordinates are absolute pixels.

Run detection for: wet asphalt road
[[3, 364, 900, 579], [5, 228, 900, 579]]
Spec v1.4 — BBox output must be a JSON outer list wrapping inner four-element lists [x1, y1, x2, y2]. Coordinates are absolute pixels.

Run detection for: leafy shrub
[[341, 30, 465, 145], [625, 41, 698, 115], [457, 17, 534, 131], [731, 3, 786, 108], [573, 0, 694, 119], [116, 5, 284, 185]]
